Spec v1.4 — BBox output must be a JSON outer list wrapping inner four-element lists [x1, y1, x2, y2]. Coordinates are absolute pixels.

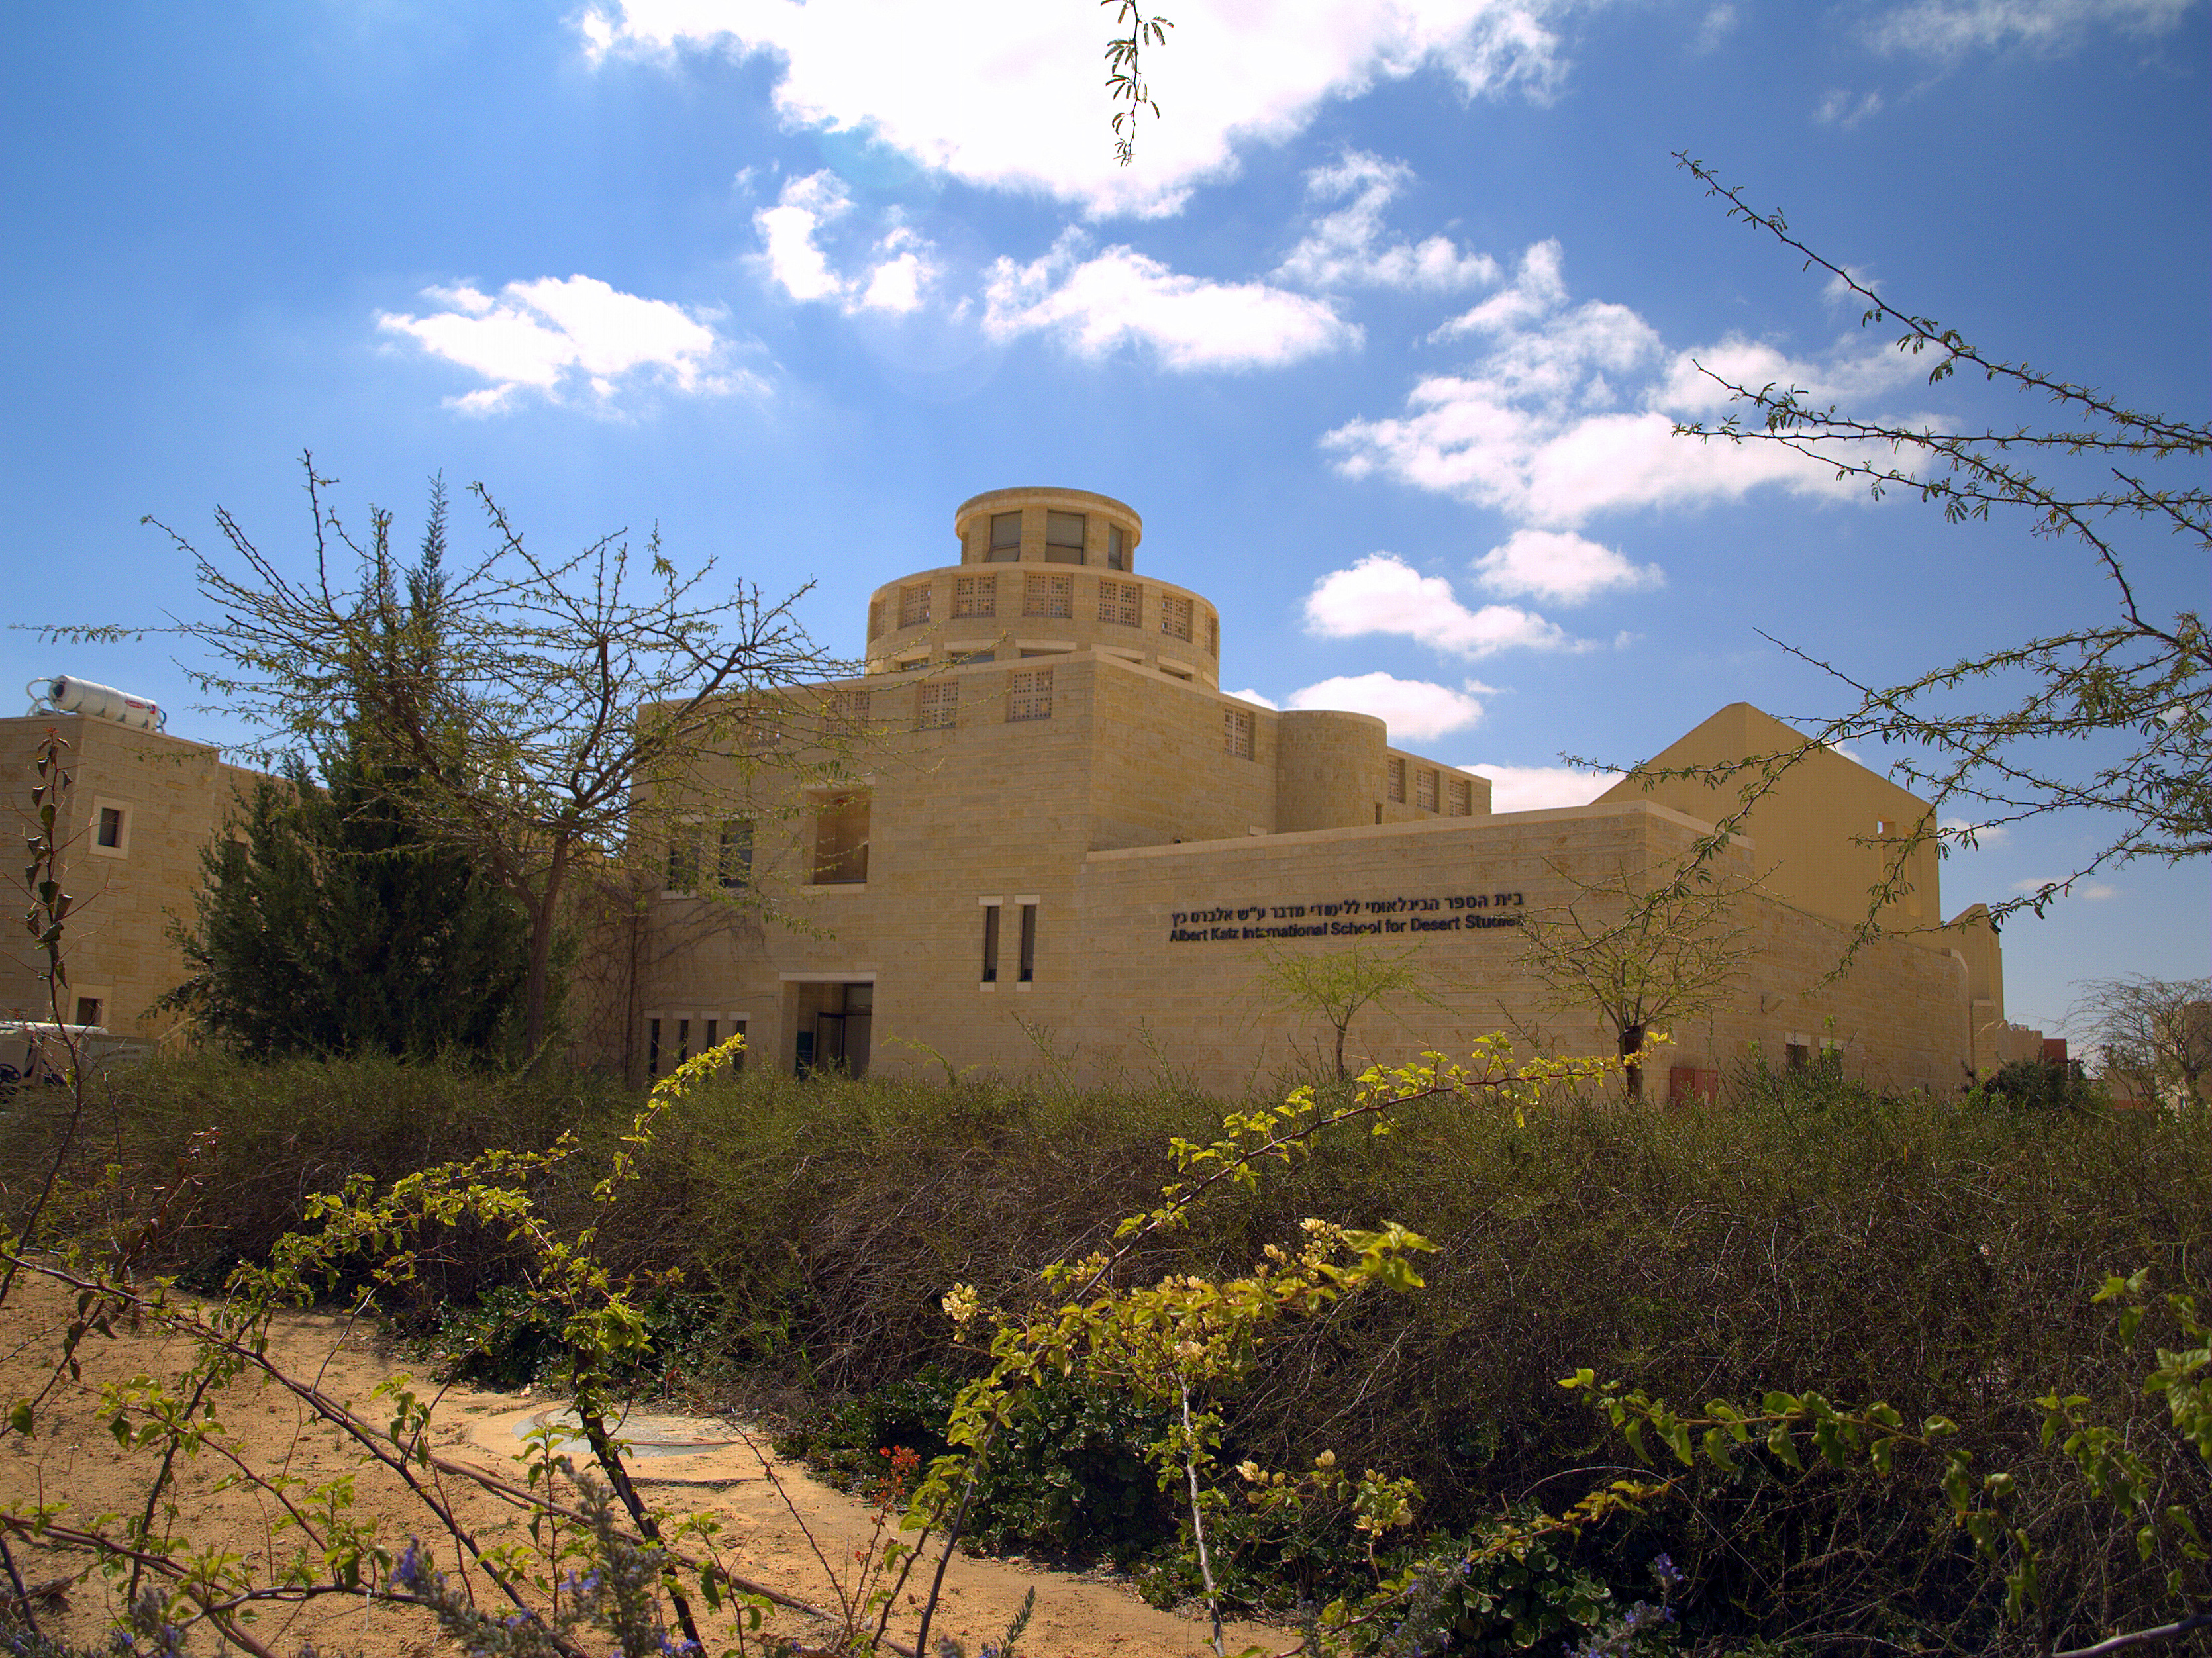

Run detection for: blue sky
[[3, 0, 2205, 1033]]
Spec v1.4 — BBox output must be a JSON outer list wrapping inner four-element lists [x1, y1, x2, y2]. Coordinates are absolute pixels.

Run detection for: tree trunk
[[521, 838, 570, 1059], [1621, 1022, 1646, 1103]]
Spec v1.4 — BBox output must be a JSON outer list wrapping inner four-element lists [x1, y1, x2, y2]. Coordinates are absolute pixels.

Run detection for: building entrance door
[[793, 981, 873, 1077]]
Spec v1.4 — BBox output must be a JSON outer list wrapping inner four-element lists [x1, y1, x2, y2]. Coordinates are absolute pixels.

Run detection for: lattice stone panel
[[1416, 767, 1438, 812], [1099, 579, 1142, 628], [1160, 593, 1193, 641], [899, 583, 932, 628], [1223, 708, 1254, 760], [1387, 757, 1405, 803], [1024, 573, 1073, 618], [1007, 667, 1054, 722], [1448, 777, 1472, 817], [916, 679, 958, 730], [954, 575, 996, 619]]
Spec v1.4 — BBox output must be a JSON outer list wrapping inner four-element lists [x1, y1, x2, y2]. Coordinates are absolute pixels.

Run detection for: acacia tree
[[1589, 159, 2208, 949], [1248, 941, 1442, 1080], [2069, 974, 2211, 1108], [109, 458, 850, 1057], [1515, 856, 1754, 1102]]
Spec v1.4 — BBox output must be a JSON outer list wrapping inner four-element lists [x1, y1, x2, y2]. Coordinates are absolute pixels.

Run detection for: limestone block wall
[[864, 565, 1222, 688], [0, 714, 258, 1036]]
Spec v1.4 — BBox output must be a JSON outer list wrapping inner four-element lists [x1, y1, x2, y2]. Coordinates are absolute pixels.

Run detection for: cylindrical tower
[[863, 487, 1221, 687], [1275, 710, 1390, 832]]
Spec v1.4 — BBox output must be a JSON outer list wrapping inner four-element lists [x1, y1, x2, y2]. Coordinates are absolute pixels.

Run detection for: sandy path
[[1, 1272, 1280, 1657]]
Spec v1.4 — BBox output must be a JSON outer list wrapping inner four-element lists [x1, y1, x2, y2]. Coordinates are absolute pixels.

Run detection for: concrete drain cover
[[510, 1406, 749, 1461]]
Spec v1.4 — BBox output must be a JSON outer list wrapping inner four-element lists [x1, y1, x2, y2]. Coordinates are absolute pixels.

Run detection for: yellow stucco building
[[630, 487, 2023, 1097]]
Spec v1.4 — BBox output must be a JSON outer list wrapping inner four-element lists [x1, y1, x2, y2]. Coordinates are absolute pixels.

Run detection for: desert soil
[[1, 1271, 1280, 1657]]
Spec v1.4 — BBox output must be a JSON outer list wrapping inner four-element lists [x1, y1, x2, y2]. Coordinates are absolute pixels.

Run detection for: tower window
[[1045, 511, 1086, 563], [1207, 614, 1219, 657], [868, 599, 884, 640], [989, 511, 1023, 560], [1107, 526, 1127, 571]]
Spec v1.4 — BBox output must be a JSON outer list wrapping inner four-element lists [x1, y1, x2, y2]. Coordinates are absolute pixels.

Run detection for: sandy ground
[[1, 1271, 1279, 1657]]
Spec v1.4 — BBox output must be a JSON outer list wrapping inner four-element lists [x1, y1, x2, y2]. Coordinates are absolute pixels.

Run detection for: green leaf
[[7, 1401, 30, 1436], [1766, 1424, 1801, 1471]]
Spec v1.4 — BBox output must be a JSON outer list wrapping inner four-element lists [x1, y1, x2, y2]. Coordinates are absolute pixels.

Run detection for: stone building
[[0, 710, 258, 1036], [632, 486, 2025, 1097]]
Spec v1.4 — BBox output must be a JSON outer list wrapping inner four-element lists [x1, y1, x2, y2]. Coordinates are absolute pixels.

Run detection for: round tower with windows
[[863, 487, 1221, 687]]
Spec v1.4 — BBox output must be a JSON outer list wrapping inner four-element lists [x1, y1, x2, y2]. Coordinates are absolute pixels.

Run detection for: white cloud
[[1472, 528, 1662, 605], [1868, 0, 2197, 58], [1303, 552, 1579, 658], [1941, 815, 2013, 849], [583, 1, 1572, 218], [1226, 687, 1282, 710], [983, 231, 1356, 371], [1462, 762, 1621, 812], [754, 173, 941, 313], [376, 275, 742, 412], [1325, 238, 1924, 526], [1813, 88, 1885, 126], [1275, 151, 1499, 293], [1692, 3, 1739, 51], [2013, 875, 2119, 900], [1285, 671, 1487, 740]]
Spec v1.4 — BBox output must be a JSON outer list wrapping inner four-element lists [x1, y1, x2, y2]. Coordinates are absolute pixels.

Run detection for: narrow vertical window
[[677, 1018, 691, 1065], [981, 902, 1001, 983], [868, 599, 884, 640], [719, 821, 752, 889], [648, 1018, 662, 1077], [1207, 614, 1219, 658], [704, 1018, 718, 1048], [1018, 903, 1036, 983], [1107, 525, 1126, 570]]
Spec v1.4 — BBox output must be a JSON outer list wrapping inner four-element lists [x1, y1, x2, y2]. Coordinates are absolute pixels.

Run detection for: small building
[[628, 487, 2026, 1097]]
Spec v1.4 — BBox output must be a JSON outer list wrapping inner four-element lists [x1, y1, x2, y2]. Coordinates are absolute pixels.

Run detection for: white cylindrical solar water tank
[[40, 676, 166, 732]]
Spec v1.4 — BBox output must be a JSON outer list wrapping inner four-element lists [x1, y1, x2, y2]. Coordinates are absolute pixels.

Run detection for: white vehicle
[[0, 1022, 148, 1087]]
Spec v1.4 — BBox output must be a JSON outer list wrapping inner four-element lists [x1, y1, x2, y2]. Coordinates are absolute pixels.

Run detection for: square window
[[954, 574, 996, 618], [74, 996, 103, 1028], [1223, 708, 1254, 760], [899, 583, 932, 628], [916, 679, 959, 730], [1024, 572, 1073, 618], [1386, 757, 1405, 803], [1416, 768, 1438, 812], [1099, 579, 1142, 627], [1007, 667, 1054, 722]]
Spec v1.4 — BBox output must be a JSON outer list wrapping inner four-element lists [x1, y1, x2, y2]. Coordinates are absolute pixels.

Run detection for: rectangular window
[[899, 583, 932, 628], [704, 1018, 717, 1048], [74, 996, 103, 1028], [677, 1017, 691, 1065], [1416, 767, 1438, 812], [1223, 707, 1254, 760], [1007, 667, 1054, 722], [718, 821, 752, 889], [954, 573, 996, 618], [1386, 757, 1405, 803], [1018, 903, 1036, 983], [666, 834, 700, 891], [1107, 526, 1126, 571], [647, 1017, 662, 1077], [1160, 593, 1193, 642], [981, 902, 1001, 983], [729, 1018, 748, 1070], [868, 599, 884, 640], [1099, 579, 1142, 627], [1044, 511, 1086, 563], [1024, 571, 1073, 618], [97, 806, 125, 848], [916, 679, 959, 730], [1207, 615, 1219, 658], [1447, 777, 1472, 818], [811, 793, 870, 884], [989, 511, 1023, 560]]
